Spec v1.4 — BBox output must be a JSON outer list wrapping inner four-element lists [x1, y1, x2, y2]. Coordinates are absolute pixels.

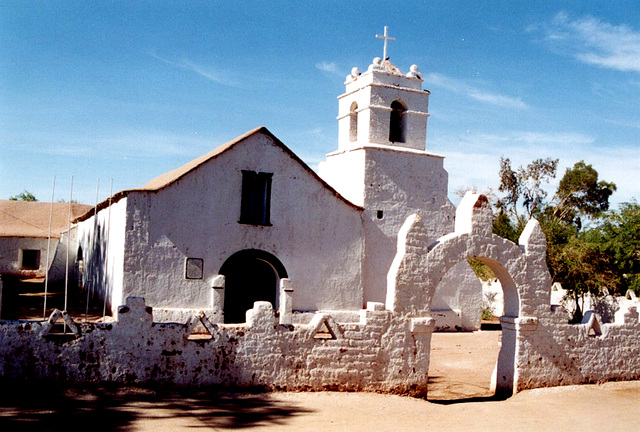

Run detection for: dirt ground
[[428, 329, 502, 400], [1, 329, 639, 431]]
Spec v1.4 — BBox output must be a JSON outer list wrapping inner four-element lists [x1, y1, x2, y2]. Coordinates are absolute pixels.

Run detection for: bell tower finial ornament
[[376, 26, 395, 60]]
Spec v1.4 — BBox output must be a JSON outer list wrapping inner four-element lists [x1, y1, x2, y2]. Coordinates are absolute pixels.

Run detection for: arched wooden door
[[219, 249, 287, 324]]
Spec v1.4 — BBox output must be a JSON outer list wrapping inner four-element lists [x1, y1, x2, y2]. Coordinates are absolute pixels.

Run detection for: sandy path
[[428, 330, 502, 400]]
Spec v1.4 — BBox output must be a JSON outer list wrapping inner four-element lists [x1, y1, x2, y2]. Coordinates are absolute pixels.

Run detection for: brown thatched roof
[[74, 126, 362, 222], [0, 200, 92, 238]]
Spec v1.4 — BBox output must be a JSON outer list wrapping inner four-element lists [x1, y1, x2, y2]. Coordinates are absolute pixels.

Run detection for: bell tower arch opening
[[389, 100, 407, 143], [219, 249, 287, 324], [349, 102, 358, 142]]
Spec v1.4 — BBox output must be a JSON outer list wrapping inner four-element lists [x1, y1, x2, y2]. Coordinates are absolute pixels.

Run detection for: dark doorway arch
[[219, 249, 287, 324]]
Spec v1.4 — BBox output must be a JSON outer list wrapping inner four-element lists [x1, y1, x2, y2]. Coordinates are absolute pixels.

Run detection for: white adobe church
[[6, 32, 640, 395], [75, 39, 481, 329]]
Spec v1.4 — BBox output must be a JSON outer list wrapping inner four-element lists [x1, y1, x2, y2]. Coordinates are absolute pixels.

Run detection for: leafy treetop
[[9, 191, 37, 202]]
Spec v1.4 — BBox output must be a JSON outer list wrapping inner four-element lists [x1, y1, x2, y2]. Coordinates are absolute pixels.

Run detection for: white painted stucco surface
[[337, 59, 429, 151], [76, 198, 127, 314], [2, 192, 638, 396], [0, 237, 56, 277], [321, 145, 455, 305], [432, 260, 483, 331], [78, 131, 364, 320]]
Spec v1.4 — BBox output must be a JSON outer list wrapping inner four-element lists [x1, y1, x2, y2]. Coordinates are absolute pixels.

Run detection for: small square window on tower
[[185, 258, 204, 280], [239, 170, 273, 226], [19, 249, 41, 270]]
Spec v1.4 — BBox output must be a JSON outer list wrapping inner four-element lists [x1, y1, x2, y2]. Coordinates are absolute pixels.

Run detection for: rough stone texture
[[1, 192, 639, 395], [0, 297, 430, 395], [514, 305, 640, 391], [388, 191, 640, 393]]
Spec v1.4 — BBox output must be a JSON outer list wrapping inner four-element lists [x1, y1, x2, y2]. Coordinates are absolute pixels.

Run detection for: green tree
[[9, 190, 37, 201], [493, 158, 619, 321], [594, 202, 640, 294], [547, 233, 619, 321], [496, 157, 558, 227], [553, 161, 616, 229]]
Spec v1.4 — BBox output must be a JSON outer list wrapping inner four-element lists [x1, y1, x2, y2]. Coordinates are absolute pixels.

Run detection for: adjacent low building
[[0, 200, 92, 316]]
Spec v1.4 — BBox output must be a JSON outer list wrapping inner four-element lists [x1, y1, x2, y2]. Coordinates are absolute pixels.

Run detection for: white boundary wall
[[2, 193, 639, 395]]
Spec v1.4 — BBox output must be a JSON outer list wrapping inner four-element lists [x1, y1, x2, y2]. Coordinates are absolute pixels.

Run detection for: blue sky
[[1, 1, 639, 208]]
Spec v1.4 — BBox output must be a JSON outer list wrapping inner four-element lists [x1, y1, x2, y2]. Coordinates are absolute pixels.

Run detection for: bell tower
[[337, 57, 430, 151], [319, 27, 455, 306]]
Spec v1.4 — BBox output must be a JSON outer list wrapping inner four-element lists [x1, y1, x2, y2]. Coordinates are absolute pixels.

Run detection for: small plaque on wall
[[185, 258, 204, 280]]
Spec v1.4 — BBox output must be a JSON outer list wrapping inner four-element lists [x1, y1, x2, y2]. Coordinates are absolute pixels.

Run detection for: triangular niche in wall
[[39, 309, 81, 341], [186, 311, 218, 341], [313, 320, 337, 340], [308, 313, 343, 341], [585, 313, 603, 337]]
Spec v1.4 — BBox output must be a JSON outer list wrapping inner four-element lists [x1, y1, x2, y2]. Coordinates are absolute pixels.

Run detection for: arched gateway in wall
[[387, 192, 552, 395], [220, 249, 288, 324]]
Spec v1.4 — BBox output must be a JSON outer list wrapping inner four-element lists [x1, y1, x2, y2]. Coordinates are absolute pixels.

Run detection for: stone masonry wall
[[388, 192, 640, 394], [2, 191, 639, 396], [0, 297, 433, 395], [514, 306, 640, 391]]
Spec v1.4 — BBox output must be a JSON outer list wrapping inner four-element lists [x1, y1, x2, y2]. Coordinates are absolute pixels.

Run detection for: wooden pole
[[103, 179, 113, 320], [43, 175, 55, 320], [86, 178, 99, 322], [64, 177, 73, 313]]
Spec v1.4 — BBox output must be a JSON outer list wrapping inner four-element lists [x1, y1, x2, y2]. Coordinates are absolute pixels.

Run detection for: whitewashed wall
[[0, 298, 433, 395], [120, 132, 364, 316], [321, 146, 456, 306], [483, 278, 505, 317], [76, 198, 128, 313], [1, 192, 639, 395], [0, 237, 55, 277], [432, 260, 483, 331], [337, 60, 428, 151], [514, 306, 640, 391]]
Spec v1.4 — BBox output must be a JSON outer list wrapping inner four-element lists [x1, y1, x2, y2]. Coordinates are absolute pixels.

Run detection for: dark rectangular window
[[239, 170, 272, 226], [20, 249, 41, 270]]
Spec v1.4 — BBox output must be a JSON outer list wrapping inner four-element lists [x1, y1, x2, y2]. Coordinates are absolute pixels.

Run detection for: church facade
[[4, 47, 639, 396], [75, 56, 481, 329]]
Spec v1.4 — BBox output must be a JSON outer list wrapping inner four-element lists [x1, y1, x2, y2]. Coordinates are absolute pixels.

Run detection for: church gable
[[73, 127, 360, 224], [118, 127, 365, 313], [140, 127, 361, 212]]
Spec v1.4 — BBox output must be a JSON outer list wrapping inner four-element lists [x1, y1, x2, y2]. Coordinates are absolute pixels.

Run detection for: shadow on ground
[[0, 381, 314, 431]]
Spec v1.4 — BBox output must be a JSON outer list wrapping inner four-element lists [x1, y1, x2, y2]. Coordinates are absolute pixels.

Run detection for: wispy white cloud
[[426, 73, 528, 109], [7, 129, 221, 160], [432, 130, 639, 206], [148, 52, 237, 86], [315, 61, 341, 75], [602, 117, 640, 130], [533, 12, 640, 72], [463, 131, 595, 148]]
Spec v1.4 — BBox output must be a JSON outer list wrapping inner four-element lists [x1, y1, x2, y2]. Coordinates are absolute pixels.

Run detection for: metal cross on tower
[[376, 26, 395, 60]]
